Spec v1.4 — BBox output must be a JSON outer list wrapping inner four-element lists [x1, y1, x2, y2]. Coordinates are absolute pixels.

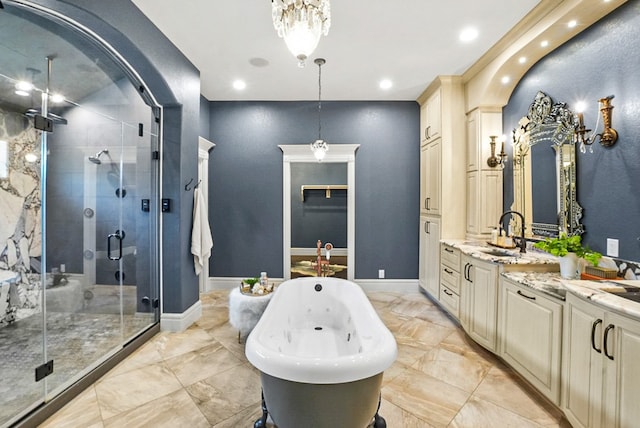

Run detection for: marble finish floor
[[40, 289, 570, 427]]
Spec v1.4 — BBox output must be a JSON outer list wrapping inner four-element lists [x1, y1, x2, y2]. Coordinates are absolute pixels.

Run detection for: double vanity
[[422, 240, 640, 428]]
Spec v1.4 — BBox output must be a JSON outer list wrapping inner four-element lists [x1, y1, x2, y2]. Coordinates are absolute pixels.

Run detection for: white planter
[[559, 253, 579, 279]]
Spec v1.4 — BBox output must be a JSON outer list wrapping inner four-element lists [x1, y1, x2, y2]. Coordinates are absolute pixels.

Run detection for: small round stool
[[228, 287, 273, 343]]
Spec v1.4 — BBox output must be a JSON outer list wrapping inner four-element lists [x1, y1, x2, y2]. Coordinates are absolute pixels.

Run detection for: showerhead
[[88, 149, 109, 164]]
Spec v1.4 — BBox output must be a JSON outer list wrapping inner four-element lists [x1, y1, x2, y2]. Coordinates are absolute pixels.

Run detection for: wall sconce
[[487, 135, 507, 169], [575, 95, 618, 153]]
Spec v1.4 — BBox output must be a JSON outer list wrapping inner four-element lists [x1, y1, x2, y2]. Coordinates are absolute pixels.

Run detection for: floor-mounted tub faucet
[[498, 210, 527, 253]]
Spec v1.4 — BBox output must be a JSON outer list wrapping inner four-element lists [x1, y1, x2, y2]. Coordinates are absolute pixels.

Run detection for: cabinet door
[[420, 140, 441, 215], [466, 171, 478, 235], [466, 109, 479, 171], [563, 294, 604, 428], [603, 312, 640, 428], [427, 139, 441, 215], [426, 89, 441, 141], [500, 280, 562, 404], [463, 256, 498, 352], [419, 217, 440, 299]]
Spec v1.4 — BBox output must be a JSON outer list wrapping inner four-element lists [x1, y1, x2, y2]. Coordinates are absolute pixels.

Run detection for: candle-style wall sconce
[[486, 135, 507, 168], [575, 95, 618, 153]]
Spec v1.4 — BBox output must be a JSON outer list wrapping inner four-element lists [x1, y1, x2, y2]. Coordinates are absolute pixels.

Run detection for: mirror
[[511, 91, 584, 238], [280, 144, 359, 280]]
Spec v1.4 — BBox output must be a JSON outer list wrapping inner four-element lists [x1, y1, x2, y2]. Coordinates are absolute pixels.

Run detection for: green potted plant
[[534, 233, 602, 278], [241, 277, 260, 293]]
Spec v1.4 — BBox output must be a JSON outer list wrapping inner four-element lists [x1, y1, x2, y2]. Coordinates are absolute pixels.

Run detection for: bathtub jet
[[245, 277, 397, 428]]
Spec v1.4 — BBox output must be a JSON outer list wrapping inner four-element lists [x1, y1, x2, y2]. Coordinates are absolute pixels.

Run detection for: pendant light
[[310, 58, 328, 161]]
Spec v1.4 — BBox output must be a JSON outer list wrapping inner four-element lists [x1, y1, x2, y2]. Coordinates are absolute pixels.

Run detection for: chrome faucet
[[498, 210, 527, 253]]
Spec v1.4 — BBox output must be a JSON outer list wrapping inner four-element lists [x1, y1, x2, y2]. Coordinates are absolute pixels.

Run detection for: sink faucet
[[498, 210, 527, 253]]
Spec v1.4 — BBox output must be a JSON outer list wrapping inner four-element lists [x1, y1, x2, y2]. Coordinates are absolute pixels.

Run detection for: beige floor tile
[[212, 402, 277, 428], [382, 366, 469, 426], [449, 395, 544, 428], [103, 389, 210, 428], [395, 316, 455, 347], [39, 386, 103, 428], [186, 363, 262, 425], [473, 365, 563, 426], [95, 362, 183, 420], [378, 398, 435, 428], [153, 326, 217, 360], [103, 339, 164, 379], [411, 346, 492, 393], [166, 341, 244, 386]]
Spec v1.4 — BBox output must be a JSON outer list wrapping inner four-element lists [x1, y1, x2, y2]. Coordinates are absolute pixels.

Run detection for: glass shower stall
[[0, 3, 161, 426]]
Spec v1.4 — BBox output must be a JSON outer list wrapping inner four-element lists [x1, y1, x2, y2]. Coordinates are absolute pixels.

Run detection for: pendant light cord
[[317, 59, 322, 141]]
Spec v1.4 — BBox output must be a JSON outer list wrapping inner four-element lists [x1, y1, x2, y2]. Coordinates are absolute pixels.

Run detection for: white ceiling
[[132, 0, 541, 101]]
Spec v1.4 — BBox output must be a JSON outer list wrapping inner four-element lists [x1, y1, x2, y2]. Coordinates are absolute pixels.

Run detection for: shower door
[[0, 3, 161, 425]]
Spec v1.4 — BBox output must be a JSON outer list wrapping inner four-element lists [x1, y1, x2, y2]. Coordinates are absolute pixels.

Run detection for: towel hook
[[185, 178, 201, 191]]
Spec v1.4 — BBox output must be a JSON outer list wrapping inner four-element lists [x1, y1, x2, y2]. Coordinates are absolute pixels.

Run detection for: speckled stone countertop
[[562, 279, 640, 319], [501, 271, 567, 301], [441, 239, 559, 265]]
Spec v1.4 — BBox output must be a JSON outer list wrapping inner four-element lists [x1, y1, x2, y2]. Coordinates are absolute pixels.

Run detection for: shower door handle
[[107, 232, 123, 260]]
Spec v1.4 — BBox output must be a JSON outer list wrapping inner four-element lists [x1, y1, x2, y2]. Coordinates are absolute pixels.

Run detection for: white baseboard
[[206, 277, 419, 294], [161, 299, 202, 332]]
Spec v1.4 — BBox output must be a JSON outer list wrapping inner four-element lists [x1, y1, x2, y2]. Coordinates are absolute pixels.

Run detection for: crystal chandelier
[[272, 0, 331, 68], [310, 58, 328, 161]]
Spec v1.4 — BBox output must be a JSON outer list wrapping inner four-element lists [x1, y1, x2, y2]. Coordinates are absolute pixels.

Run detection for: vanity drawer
[[439, 284, 459, 319], [441, 264, 460, 294], [441, 245, 460, 269]]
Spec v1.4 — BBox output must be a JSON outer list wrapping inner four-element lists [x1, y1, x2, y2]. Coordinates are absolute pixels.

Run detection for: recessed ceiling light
[[518, 56, 527, 64], [379, 79, 392, 90], [541, 40, 549, 48], [232, 80, 246, 90], [501, 76, 510, 84], [568, 20, 577, 28], [459, 27, 479, 42]]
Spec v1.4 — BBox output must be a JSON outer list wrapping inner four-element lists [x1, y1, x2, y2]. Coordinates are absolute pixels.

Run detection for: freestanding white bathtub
[[245, 277, 397, 428]]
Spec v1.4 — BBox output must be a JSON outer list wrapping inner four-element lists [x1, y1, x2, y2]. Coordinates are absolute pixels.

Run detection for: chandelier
[[272, 0, 331, 67], [310, 58, 328, 161]]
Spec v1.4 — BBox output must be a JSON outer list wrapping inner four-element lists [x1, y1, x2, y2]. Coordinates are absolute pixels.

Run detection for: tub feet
[[373, 393, 387, 428], [254, 391, 269, 428]]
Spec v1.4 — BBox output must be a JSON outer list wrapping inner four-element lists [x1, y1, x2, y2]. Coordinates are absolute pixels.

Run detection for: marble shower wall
[[0, 108, 42, 326]]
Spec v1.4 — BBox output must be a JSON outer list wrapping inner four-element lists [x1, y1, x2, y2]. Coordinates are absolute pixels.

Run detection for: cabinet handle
[[425, 221, 430, 234], [426, 197, 431, 210], [425, 125, 431, 140], [516, 290, 536, 300], [444, 268, 453, 275], [604, 323, 615, 361], [443, 288, 453, 297], [591, 319, 603, 353], [464, 263, 472, 282], [444, 248, 454, 253]]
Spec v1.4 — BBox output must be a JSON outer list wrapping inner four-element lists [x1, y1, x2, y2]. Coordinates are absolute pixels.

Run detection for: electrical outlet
[[607, 238, 619, 257], [378, 269, 385, 279]]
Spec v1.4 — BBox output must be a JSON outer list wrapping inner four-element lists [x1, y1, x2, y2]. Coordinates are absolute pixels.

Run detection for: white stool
[[228, 287, 273, 343]]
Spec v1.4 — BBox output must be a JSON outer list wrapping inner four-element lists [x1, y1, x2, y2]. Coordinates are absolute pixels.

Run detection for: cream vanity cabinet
[[563, 293, 640, 428], [465, 107, 503, 240], [420, 139, 441, 215], [420, 87, 441, 144], [417, 76, 465, 303], [419, 217, 440, 298], [499, 278, 563, 405], [460, 255, 498, 352], [439, 244, 461, 318]]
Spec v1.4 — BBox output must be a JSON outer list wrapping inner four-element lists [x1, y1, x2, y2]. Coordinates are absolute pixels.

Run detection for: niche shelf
[[301, 185, 348, 201]]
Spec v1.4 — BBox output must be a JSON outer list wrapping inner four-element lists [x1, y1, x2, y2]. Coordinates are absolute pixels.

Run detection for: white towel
[[191, 187, 213, 275]]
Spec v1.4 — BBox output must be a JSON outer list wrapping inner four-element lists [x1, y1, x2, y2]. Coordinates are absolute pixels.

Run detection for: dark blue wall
[[207, 101, 420, 279], [503, 0, 640, 261]]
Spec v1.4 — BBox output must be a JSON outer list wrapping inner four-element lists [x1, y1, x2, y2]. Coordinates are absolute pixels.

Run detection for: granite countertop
[[442, 239, 559, 265], [561, 279, 640, 320], [501, 271, 567, 301]]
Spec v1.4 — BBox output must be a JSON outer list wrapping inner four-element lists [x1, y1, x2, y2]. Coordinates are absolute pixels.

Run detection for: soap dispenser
[[490, 228, 498, 245]]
